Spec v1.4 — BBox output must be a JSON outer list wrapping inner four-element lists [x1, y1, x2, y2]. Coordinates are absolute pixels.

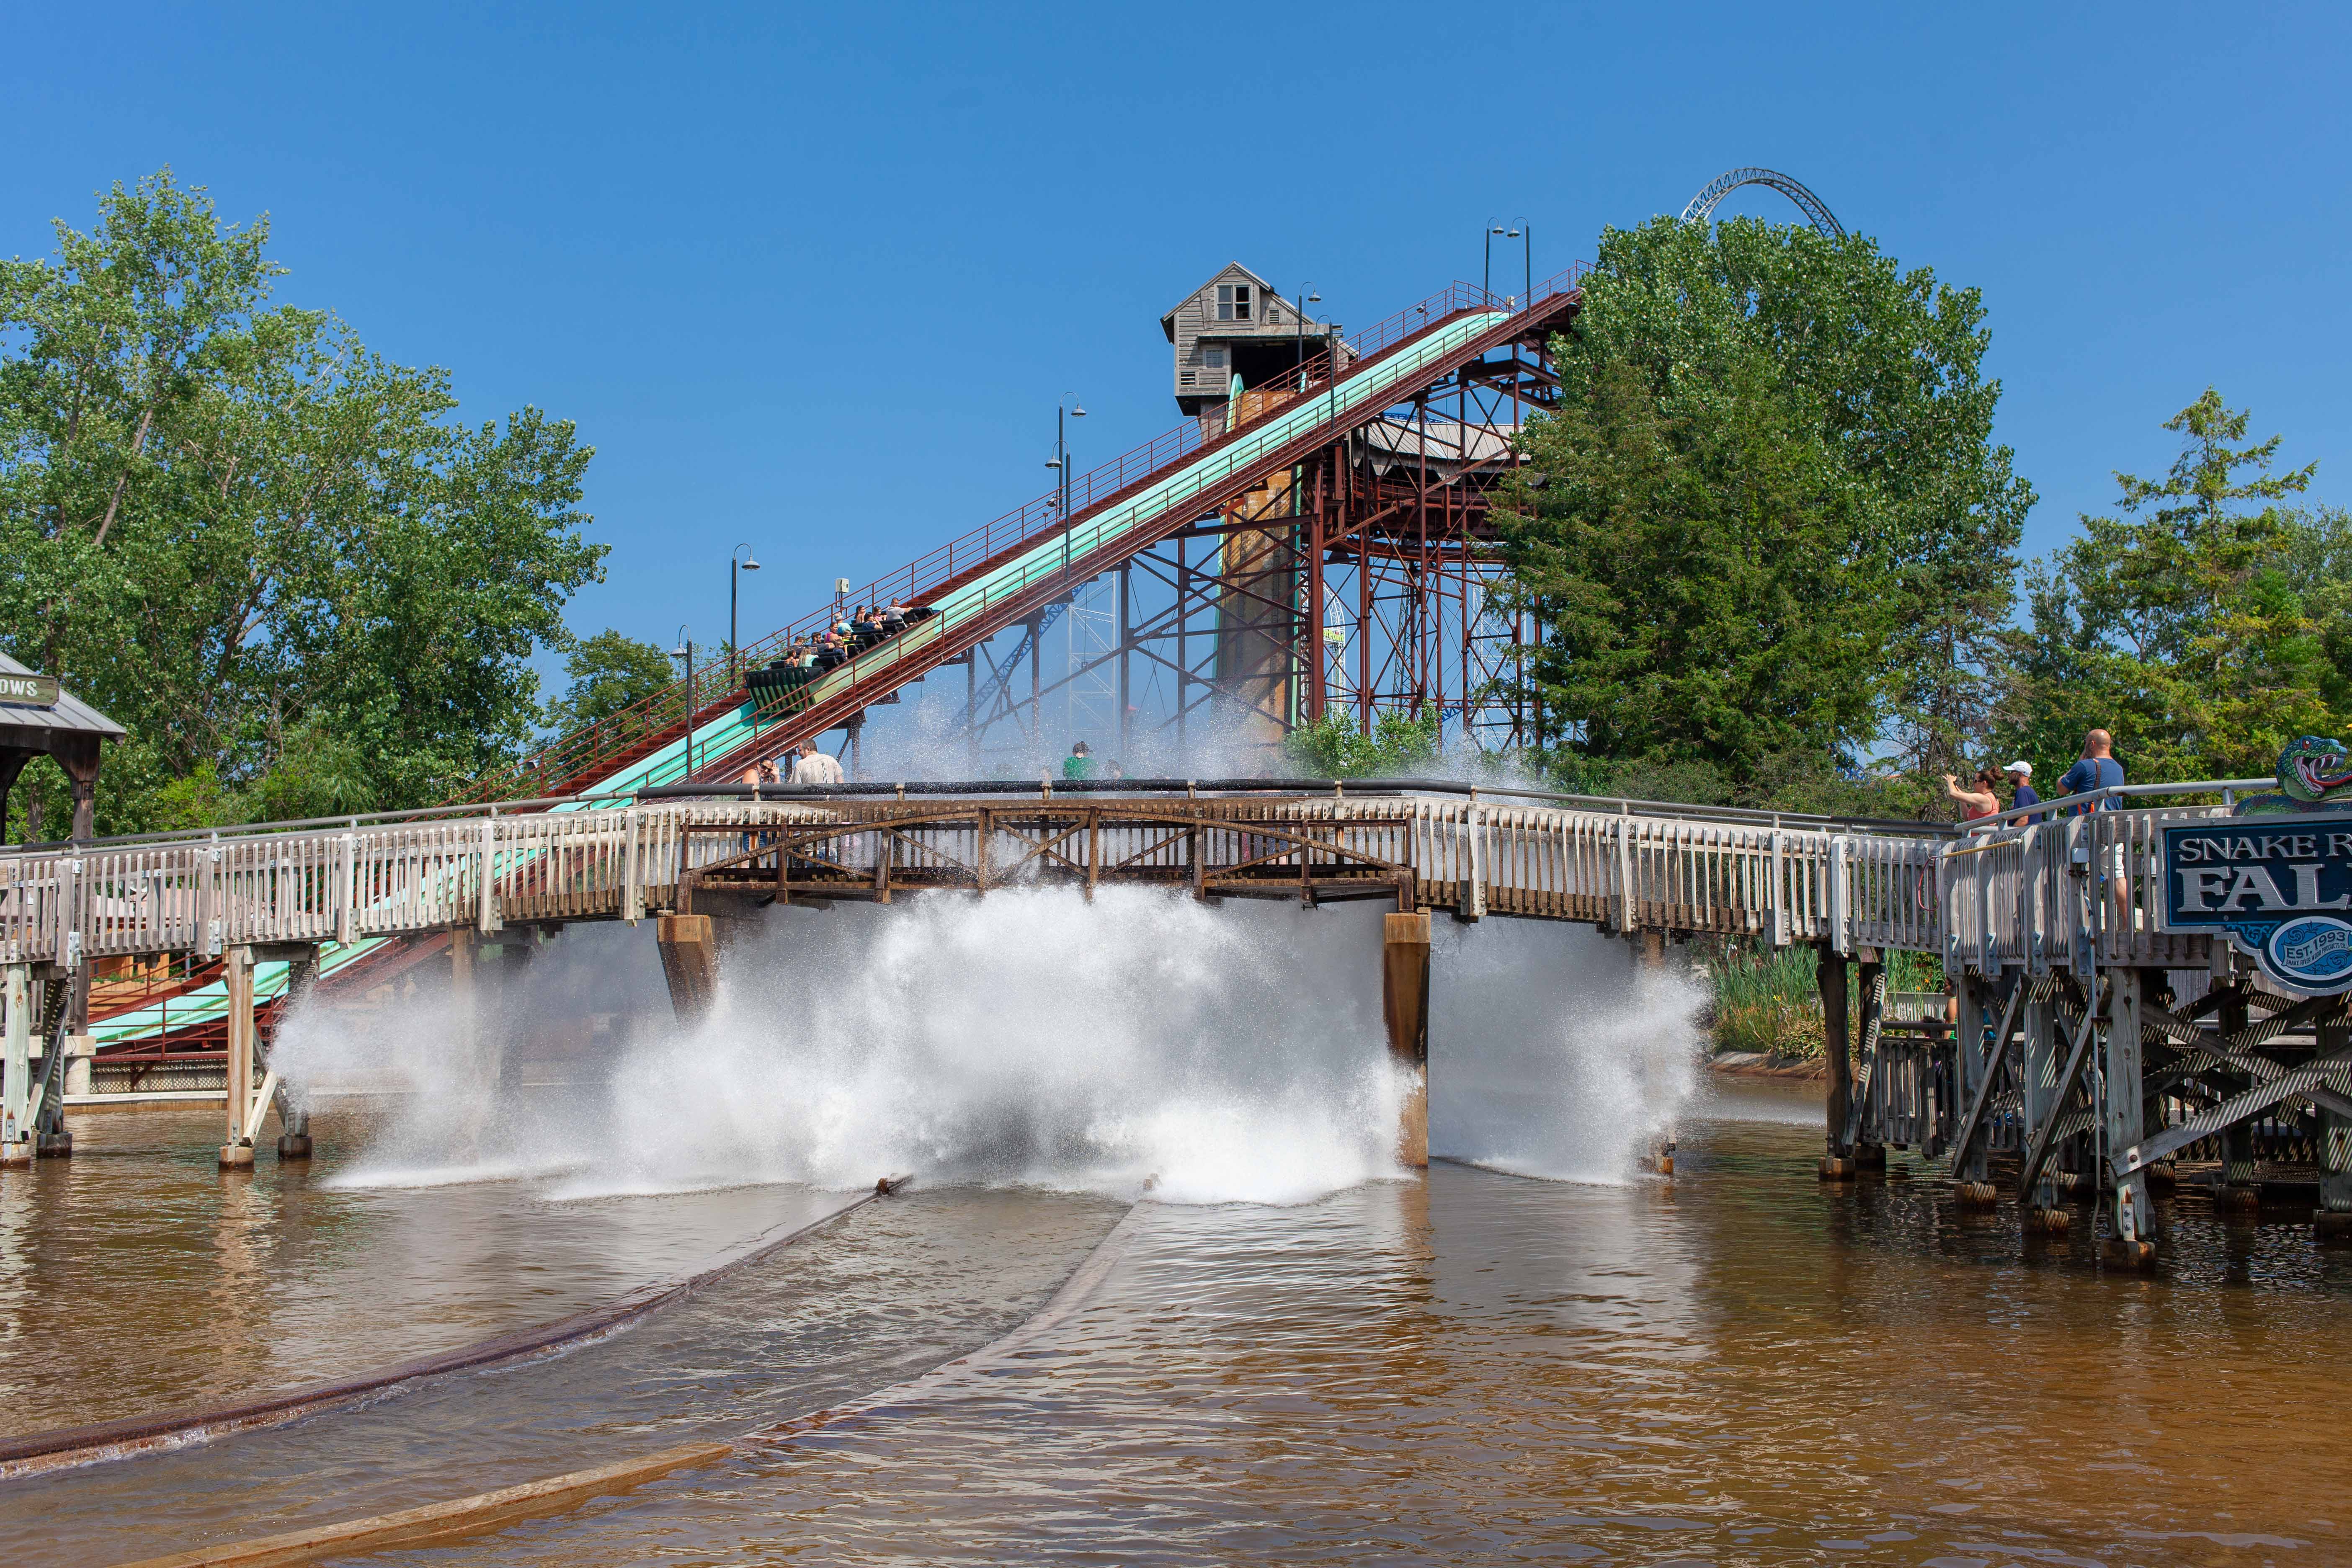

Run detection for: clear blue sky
[[9, 3, 2349, 663]]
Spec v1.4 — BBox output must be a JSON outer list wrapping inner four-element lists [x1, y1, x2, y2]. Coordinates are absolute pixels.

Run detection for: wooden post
[[1382, 910, 1431, 1169], [2100, 967, 2156, 1266], [276, 946, 319, 1160], [2216, 980, 2259, 1210], [656, 913, 719, 1023], [1817, 947, 1852, 1179], [0, 963, 30, 1166], [1854, 954, 1887, 1173], [219, 946, 257, 1170], [2318, 1014, 2352, 1243]]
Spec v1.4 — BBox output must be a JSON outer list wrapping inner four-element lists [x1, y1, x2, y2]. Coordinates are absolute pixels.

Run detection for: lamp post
[[1045, 396, 1086, 593], [1484, 218, 1521, 301], [729, 542, 760, 684], [1295, 284, 1322, 387], [670, 628, 695, 779]]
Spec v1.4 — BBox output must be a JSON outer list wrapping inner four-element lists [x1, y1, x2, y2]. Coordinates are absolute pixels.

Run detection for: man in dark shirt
[[2004, 760, 2042, 824], [2056, 729, 2126, 812]]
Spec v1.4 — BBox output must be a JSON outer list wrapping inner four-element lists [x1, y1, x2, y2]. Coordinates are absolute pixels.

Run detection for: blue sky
[[9, 3, 2349, 665]]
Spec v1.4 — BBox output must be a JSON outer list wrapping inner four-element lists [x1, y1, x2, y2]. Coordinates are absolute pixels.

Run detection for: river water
[[3, 900, 2349, 1565], [2, 1086, 2348, 1565]]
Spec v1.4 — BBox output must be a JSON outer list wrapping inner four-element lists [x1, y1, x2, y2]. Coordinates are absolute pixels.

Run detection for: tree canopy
[[0, 170, 603, 837], [1993, 391, 2338, 783], [1499, 216, 2033, 809]]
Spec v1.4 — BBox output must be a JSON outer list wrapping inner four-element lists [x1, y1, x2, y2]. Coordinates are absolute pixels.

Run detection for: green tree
[[1282, 710, 1440, 778], [1500, 216, 2033, 803], [0, 169, 604, 837], [543, 629, 678, 738], [1995, 391, 2324, 781]]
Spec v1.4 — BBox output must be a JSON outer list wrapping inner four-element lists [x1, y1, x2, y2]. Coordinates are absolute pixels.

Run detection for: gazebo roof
[[0, 651, 126, 742]]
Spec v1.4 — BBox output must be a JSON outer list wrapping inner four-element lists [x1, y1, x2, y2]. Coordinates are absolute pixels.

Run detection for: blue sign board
[[2159, 812, 2352, 994]]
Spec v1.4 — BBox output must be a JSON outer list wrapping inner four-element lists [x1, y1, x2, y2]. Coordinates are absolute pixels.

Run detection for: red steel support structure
[[450, 271, 1585, 802]]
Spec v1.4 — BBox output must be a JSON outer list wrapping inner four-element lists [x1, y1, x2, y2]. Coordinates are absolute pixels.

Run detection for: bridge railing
[[6, 783, 2273, 980]]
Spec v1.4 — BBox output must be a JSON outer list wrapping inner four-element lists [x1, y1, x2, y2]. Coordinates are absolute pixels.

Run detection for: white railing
[[0, 780, 2261, 977]]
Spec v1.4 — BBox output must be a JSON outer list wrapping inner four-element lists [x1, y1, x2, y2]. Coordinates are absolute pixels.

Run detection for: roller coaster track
[[1679, 168, 1844, 239]]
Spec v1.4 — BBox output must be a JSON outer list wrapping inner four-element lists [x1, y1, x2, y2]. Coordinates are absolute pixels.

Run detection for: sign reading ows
[[2160, 814, 2352, 994], [0, 672, 59, 709]]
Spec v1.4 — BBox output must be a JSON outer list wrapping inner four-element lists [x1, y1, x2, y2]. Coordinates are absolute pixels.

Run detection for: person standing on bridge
[[1941, 767, 1999, 822], [2057, 730, 2125, 812], [792, 742, 846, 788], [2005, 761, 2042, 825], [1063, 740, 1097, 781]]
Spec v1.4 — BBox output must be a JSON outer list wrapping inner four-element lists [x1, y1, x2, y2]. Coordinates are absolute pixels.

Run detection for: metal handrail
[[1965, 777, 2273, 832]]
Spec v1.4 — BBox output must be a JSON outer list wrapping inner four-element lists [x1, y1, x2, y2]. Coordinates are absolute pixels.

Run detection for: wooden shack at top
[[1161, 263, 1350, 418]]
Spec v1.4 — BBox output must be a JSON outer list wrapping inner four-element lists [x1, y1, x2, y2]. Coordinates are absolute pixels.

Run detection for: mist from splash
[[1429, 919, 1706, 1184], [273, 890, 1703, 1206]]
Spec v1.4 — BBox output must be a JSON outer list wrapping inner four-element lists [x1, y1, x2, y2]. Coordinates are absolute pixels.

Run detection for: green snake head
[[2279, 735, 2352, 803]]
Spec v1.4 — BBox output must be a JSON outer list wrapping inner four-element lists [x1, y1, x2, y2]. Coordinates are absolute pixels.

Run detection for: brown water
[[5, 1086, 2352, 1566]]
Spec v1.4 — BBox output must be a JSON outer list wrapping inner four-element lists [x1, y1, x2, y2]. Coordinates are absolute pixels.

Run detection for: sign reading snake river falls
[[2161, 814, 2352, 994]]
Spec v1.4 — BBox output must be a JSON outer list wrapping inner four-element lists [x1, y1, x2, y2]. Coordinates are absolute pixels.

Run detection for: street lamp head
[[1308, 291, 1321, 304], [1044, 457, 1063, 469], [1071, 402, 1086, 417], [1506, 228, 1521, 238], [742, 555, 760, 571]]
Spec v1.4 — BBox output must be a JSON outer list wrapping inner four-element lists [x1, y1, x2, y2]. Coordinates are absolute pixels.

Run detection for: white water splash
[[1429, 918, 1706, 1185], [273, 888, 1701, 1204]]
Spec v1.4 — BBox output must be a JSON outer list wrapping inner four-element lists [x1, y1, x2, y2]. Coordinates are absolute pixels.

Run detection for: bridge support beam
[[2099, 968, 2156, 1267], [2215, 981, 2261, 1211], [1852, 955, 1887, 1174], [219, 946, 258, 1171], [2317, 1016, 2352, 1242], [1, 963, 31, 1167], [1817, 948, 1852, 1180], [1382, 911, 1430, 1170], [657, 914, 720, 1024], [275, 946, 319, 1161]]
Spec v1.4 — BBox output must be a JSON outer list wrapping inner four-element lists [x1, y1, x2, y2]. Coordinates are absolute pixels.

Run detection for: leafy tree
[[0, 169, 603, 838], [543, 629, 678, 738], [1282, 710, 1440, 777], [1994, 391, 2324, 781], [1500, 216, 2033, 803]]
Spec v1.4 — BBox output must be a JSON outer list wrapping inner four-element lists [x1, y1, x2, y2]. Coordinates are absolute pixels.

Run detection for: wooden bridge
[[3, 776, 2347, 1263]]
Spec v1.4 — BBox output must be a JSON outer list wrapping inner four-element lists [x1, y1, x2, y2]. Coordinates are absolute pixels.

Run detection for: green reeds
[[1698, 941, 1946, 1059], [1703, 944, 1827, 1059]]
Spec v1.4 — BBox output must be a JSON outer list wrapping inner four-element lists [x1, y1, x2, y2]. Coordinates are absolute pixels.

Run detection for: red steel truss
[[459, 270, 1585, 799]]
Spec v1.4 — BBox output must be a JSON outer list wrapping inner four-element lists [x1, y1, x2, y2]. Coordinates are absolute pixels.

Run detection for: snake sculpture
[[2235, 735, 2352, 815]]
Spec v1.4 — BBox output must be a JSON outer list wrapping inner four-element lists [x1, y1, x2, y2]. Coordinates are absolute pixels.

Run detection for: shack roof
[[0, 651, 126, 740], [1161, 261, 1285, 342]]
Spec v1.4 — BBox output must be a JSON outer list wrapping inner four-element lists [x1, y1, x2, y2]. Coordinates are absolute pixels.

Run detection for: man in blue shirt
[[2004, 760, 2042, 824], [2057, 729, 2125, 812]]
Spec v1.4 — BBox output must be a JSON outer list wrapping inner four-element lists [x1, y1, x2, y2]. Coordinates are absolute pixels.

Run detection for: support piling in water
[[1817, 946, 1851, 1181], [657, 913, 720, 1023], [218, 947, 257, 1171], [1382, 910, 1430, 1170]]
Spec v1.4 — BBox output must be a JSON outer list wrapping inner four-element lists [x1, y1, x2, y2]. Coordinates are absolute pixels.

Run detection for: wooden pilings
[[0, 964, 30, 1167], [1817, 947, 1852, 1180], [2320, 1016, 2352, 1242], [219, 946, 257, 1170], [1382, 910, 1431, 1169], [656, 913, 720, 1024]]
